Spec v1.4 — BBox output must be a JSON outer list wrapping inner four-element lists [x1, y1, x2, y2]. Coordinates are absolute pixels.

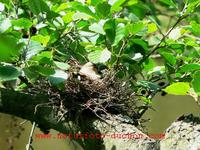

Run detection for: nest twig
[[25, 68, 140, 126]]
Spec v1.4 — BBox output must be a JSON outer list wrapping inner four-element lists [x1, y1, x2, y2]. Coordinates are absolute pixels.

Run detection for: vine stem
[[114, 40, 127, 69], [26, 122, 36, 150], [139, 15, 188, 65]]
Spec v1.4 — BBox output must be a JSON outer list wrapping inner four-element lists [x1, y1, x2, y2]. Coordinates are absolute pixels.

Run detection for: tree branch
[[0, 88, 156, 149], [139, 15, 188, 65]]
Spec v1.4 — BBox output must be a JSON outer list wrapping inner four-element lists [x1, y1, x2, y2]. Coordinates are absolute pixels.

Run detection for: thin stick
[[139, 15, 188, 65], [115, 40, 127, 69], [26, 122, 36, 150]]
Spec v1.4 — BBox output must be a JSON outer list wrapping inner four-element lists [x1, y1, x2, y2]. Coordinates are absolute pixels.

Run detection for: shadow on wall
[[0, 113, 82, 150], [142, 94, 200, 134]]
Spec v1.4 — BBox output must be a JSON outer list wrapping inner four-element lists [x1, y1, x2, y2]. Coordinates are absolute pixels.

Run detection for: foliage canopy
[[0, 0, 200, 118]]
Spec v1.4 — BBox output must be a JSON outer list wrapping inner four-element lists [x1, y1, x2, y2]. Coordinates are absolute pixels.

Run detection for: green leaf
[[159, 0, 177, 8], [31, 35, 50, 46], [186, 0, 200, 14], [144, 59, 156, 71], [103, 19, 116, 44], [28, 0, 49, 15], [90, 0, 101, 6], [96, 2, 111, 19], [137, 80, 160, 91], [125, 0, 138, 6], [49, 70, 70, 85], [159, 52, 176, 65], [62, 11, 75, 23], [178, 64, 200, 73], [190, 21, 200, 35], [168, 28, 182, 40], [0, 2, 5, 11], [72, 12, 92, 20], [132, 38, 148, 52], [23, 67, 39, 81], [31, 51, 53, 65], [113, 23, 126, 46], [192, 71, 200, 95], [111, 0, 126, 13], [148, 23, 157, 33], [126, 22, 145, 35], [0, 65, 21, 81], [71, 2, 97, 19], [11, 18, 32, 29], [164, 82, 190, 95], [26, 40, 44, 60], [0, 34, 21, 62], [36, 66, 55, 76], [89, 21, 106, 35], [22, 0, 29, 3], [55, 3, 69, 12], [0, 18, 11, 32], [88, 48, 111, 63], [121, 54, 137, 64], [54, 61, 70, 70]]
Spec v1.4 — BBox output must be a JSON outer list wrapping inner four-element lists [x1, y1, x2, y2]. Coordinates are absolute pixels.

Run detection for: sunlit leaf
[[164, 82, 190, 95], [0, 2, 5, 11], [186, 0, 200, 14], [49, 70, 70, 85], [125, 0, 138, 6], [26, 40, 44, 60], [148, 23, 157, 33], [168, 28, 181, 40], [111, 0, 126, 13], [88, 48, 111, 63], [0, 18, 11, 32], [55, 3, 69, 12], [62, 11, 75, 23], [126, 22, 145, 35], [54, 61, 70, 70], [11, 18, 33, 29], [89, 20, 106, 35], [190, 21, 200, 35], [144, 59, 156, 72], [71, 2, 97, 18], [31, 35, 50, 46], [72, 12, 92, 20]]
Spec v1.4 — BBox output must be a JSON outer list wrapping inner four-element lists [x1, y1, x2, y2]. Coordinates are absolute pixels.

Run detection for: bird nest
[[26, 68, 140, 126]]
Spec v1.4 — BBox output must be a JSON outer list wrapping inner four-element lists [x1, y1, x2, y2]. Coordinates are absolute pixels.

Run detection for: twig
[[20, 120, 27, 125], [57, 110, 68, 123], [10, 0, 19, 19], [21, 35, 31, 62], [26, 122, 36, 150], [114, 40, 127, 69], [139, 15, 188, 65], [34, 102, 55, 114]]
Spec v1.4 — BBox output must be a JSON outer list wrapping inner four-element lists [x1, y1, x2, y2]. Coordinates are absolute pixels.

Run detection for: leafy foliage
[[0, 0, 200, 110]]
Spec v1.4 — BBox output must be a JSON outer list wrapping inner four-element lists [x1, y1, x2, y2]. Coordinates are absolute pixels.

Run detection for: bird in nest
[[79, 62, 101, 82]]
